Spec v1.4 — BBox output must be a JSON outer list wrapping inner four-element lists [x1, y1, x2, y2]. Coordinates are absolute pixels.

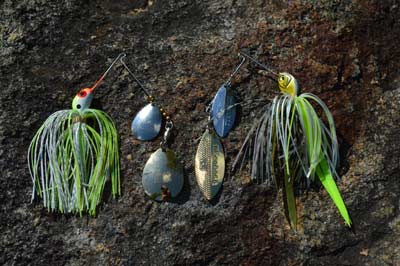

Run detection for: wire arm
[[119, 56, 152, 98], [239, 51, 279, 77], [90, 53, 127, 90], [224, 54, 246, 86]]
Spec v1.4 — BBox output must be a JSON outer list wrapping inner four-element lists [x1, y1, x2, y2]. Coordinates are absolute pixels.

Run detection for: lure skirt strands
[[28, 108, 120, 216]]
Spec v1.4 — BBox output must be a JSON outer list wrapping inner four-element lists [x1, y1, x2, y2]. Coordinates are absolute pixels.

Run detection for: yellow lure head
[[278, 72, 298, 96]]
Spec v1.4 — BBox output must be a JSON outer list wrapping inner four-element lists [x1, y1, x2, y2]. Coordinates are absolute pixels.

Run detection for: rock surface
[[1, 0, 400, 265]]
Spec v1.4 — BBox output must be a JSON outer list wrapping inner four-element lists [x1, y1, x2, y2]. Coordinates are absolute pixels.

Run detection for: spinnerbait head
[[72, 53, 126, 111]]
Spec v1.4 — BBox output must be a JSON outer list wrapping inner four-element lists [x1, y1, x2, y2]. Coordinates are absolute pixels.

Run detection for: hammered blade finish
[[195, 129, 225, 200]]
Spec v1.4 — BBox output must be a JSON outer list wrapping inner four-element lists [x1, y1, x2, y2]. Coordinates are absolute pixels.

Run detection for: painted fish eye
[[78, 91, 87, 97]]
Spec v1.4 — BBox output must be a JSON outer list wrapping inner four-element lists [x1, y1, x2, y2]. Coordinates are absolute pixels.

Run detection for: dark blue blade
[[131, 103, 162, 141], [211, 84, 237, 137]]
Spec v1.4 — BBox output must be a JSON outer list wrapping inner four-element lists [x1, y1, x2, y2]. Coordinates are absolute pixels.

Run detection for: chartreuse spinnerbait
[[233, 52, 351, 229], [195, 54, 246, 200], [28, 53, 125, 216]]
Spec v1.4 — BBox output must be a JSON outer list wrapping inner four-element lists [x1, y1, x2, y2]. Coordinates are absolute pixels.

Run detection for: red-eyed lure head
[[70, 53, 126, 111], [72, 88, 94, 111]]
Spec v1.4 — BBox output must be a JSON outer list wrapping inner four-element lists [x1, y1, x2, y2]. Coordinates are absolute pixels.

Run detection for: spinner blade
[[211, 84, 236, 138], [131, 103, 162, 141], [195, 129, 225, 200], [142, 148, 184, 201]]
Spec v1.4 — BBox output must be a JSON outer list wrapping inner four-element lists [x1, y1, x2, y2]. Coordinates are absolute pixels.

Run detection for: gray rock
[[1, 0, 399, 265]]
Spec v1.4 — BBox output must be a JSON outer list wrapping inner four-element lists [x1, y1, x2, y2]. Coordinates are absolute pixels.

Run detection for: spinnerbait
[[233, 51, 351, 229], [28, 53, 124, 215]]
